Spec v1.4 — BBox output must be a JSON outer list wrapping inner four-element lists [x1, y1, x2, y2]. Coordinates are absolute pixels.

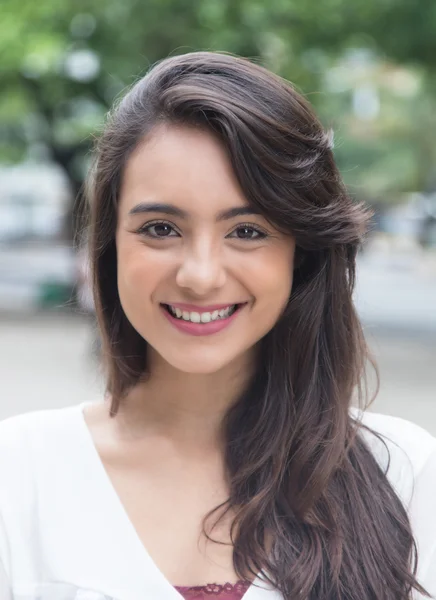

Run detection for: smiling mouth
[[161, 303, 245, 323]]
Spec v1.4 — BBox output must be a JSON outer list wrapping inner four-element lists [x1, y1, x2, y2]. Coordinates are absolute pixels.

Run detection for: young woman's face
[[116, 125, 296, 374]]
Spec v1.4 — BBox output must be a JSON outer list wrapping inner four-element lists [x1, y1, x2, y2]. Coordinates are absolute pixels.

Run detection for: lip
[[160, 303, 247, 336], [162, 302, 245, 312]]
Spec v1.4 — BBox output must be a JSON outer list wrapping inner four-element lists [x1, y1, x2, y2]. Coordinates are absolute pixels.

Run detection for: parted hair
[[84, 51, 428, 599]]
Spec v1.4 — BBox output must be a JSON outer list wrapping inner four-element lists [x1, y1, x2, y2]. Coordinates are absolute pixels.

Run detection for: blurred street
[[1, 252, 435, 434], [1, 5, 436, 597], [1, 0, 435, 436]]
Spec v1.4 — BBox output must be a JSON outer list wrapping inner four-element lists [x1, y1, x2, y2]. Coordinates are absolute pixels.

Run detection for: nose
[[175, 240, 226, 296]]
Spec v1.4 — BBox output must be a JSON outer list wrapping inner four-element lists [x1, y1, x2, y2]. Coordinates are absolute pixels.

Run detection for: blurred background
[[0, 0, 435, 430]]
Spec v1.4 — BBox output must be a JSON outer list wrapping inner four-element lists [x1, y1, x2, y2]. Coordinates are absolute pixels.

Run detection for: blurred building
[[0, 163, 76, 311]]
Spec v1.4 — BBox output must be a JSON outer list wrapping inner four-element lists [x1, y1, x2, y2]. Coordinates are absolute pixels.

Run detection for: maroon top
[[174, 580, 251, 599]]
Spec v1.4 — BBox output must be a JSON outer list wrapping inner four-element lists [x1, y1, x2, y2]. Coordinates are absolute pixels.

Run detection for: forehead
[[119, 124, 250, 216]]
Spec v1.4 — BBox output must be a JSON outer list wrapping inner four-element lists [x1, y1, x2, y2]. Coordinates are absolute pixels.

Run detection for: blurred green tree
[[1, 0, 435, 237]]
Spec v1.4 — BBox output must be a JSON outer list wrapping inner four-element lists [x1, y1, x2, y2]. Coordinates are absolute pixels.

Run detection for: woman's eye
[[138, 222, 179, 238], [228, 225, 268, 240], [136, 222, 268, 241]]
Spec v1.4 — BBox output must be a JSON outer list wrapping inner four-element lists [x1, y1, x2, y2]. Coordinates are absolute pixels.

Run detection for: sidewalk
[[0, 312, 435, 434]]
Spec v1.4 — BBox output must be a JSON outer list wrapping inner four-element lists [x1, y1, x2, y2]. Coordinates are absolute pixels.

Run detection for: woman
[[0, 52, 435, 600]]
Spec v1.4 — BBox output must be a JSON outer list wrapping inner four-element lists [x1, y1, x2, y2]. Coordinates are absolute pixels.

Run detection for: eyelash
[[136, 220, 269, 241]]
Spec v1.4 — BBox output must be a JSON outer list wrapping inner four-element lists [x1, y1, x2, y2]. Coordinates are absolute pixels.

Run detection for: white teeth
[[166, 304, 238, 323]]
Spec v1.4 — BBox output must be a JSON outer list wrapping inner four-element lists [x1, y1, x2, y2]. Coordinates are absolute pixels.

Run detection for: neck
[[109, 348, 256, 454]]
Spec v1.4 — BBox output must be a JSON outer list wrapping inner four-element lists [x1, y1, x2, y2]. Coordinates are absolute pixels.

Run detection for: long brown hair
[[84, 51, 429, 599]]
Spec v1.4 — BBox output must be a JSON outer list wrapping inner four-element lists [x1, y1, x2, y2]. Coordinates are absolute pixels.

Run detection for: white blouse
[[0, 402, 435, 600]]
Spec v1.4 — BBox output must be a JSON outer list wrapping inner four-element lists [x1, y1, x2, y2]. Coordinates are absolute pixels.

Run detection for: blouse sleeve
[[0, 511, 12, 600], [410, 445, 436, 599], [0, 559, 12, 600]]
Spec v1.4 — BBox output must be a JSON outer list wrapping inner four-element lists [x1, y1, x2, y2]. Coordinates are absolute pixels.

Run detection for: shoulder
[[0, 403, 81, 439], [354, 411, 436, 592], [0, 410, 40, 477], [353, 409, 436, 507], [357, 409, 436, 468], [0, 405, 81, 496], [0, 408, 47, 444], [0, 406, 71, 452], [0, 405, 86, 583]]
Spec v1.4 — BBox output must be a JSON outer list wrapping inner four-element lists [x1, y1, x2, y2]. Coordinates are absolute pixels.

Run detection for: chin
[[169, 358, 234, 375], [161, 348, 244, 375]]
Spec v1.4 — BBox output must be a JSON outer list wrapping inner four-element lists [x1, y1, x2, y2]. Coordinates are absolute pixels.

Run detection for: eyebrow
[[128, 202, 261, 221]]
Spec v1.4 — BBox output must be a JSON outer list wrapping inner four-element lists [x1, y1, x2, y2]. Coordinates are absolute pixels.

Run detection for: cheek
[[244, 245, 295, 309], [116, 239, 163, 304]]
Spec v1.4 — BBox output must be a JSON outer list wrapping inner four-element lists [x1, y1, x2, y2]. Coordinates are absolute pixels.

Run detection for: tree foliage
[[1, 0, 435, 235]]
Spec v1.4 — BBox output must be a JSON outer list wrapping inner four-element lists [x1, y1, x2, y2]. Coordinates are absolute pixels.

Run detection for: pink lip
[[162, 302, 243, 312], [160, 303, 246, 336]]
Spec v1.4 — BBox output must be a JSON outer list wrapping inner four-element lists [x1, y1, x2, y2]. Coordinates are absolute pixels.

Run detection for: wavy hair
[[84, 51, 428, 599]]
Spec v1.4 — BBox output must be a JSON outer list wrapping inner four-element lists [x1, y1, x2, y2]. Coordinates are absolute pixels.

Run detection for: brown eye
[[150, 224, 173, 237], [228, 225, 268, 240], [137, 221, 180, 238], [237, 226, 257, 239]]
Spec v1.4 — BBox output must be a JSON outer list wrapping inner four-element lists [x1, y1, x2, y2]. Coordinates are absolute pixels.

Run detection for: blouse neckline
[[74, 401, 276, 600]]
